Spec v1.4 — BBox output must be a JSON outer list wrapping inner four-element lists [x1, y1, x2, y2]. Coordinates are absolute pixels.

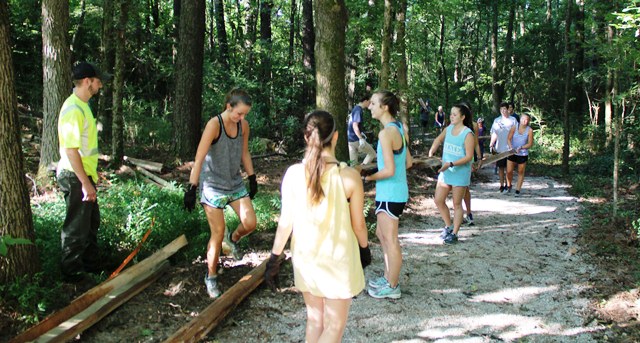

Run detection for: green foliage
[[0, 272, 63, 325], [0, 235, 32, 256]]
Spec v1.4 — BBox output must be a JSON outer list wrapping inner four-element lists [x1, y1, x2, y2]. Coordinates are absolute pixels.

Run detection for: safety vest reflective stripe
[[59, 104, 98, 158]]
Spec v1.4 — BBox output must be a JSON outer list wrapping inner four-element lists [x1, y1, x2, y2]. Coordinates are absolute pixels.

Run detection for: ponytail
[[302, 110, 336, 205]]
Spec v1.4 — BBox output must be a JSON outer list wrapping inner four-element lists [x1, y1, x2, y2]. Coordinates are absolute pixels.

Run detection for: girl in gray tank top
[[183, 89, 258, 299]]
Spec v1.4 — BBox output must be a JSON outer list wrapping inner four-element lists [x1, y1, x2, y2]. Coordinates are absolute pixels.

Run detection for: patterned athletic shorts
[[201, 187, 249, 209]]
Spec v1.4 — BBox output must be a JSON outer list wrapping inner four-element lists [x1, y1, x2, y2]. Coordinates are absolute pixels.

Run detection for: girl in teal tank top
[[428, 104, 475, 245], [362, 90, 412, 299]]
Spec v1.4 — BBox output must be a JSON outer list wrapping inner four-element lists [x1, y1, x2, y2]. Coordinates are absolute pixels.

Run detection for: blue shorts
[[200, 186, 249, 209], [375, 201, 406, 220]]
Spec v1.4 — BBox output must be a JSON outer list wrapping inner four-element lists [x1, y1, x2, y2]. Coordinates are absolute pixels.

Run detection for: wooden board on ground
[[11, 235, 188, 343], [136, 166, 171, 187], [479, 149, 516, 167], [164, 258, 271, 343], [124, 156, 164, 173]]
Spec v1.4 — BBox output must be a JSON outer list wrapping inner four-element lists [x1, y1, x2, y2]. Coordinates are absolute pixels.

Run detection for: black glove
[[359, 245, 372, 269], [264, 253, 281, 291], [183, 184, 197, 212], [248, 174, 258, 199], [360, 167, 378, 177]]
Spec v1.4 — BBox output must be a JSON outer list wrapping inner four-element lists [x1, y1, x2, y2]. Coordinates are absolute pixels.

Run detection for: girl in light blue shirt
[[428, 104, 475, 244]]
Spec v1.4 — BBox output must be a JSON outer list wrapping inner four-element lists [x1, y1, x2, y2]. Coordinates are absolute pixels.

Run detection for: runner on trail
[[347, 93, 376, 165], [363, 90, 411, 299], [183, 88, 258, 299], [506, 113, 534, 197], [264, 110, 370, 343], [489, 102, 518, 193], [428, 104, 475, 244]]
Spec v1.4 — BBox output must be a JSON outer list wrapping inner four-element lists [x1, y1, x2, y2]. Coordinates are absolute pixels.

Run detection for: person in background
[[508, 102, 520, 123], [476, 117, 486, 160], [57, 61, 110, 283], [506, 113, 534, 196], [419, 98, 431, 135], [264, 110, 370, 343], [364, 90, 411, 299], [184, 88, 258, 299], [489, 102, 518, 193], [429, 104, 475, 244], [347, 94, 376, 165], [434, 105, 446, 134]]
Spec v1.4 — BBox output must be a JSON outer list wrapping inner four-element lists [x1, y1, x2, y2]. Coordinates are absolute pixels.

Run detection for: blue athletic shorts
[[201, 186, 249, 209]]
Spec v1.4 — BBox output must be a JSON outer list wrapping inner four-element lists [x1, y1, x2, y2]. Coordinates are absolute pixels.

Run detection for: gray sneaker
[[439, 226, 453, 239], [224, 228, 243, 260], [443, 232, 458, 245], [368, 276, 389, 290], [463, 214, 474, 226], [204, 274, 221, 298], [368, 283, 401, 299]]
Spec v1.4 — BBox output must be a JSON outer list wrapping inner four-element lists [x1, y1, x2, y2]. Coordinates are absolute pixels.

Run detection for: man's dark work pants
[[58, 170, 100, 276]]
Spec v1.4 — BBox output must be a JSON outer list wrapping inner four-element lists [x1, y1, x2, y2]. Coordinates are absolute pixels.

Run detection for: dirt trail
[[210, 169, 605, 342]]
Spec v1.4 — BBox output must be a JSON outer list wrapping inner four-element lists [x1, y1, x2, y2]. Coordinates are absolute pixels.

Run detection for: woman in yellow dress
[[265, 110, 370, 343]]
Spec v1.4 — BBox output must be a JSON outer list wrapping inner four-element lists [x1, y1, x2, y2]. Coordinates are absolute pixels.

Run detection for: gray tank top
[[199, 114, 244, 193]]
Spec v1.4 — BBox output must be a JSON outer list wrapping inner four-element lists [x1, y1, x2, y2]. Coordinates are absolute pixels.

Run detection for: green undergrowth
[[2, 178, 281, 327]]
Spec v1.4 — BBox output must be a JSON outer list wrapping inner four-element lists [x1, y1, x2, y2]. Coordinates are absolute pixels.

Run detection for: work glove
[[248, 174, 258, 199], [358, 137, 367, 148], [359, 245, 372, 269], [264, 253, 282, 291], [183, 184, 197, 212]]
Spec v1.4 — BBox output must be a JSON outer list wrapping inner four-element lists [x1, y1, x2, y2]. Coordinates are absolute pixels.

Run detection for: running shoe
[[515, 190, 521, 197], [499, 186, 505, 193], [463, 214, 474, 226], [439, 226, 453, 239], [224, 228, 243, 260], [204, 274, 221, 298], [368, 283, 401, 299], [368, 276, 389, 289], [443, 232, 458, 245]]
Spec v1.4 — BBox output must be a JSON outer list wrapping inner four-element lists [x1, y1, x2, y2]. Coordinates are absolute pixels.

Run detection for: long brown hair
[[303, 110, 335, 205]]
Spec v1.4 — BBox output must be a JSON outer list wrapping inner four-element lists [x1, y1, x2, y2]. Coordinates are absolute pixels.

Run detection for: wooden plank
[[35, 261, 170, 343], [124, 156, 164, 173], [136, 166, 171, 187], [164, 258, 270, 343], [479, 149, 516, 167], [11, 235, 188, 343]]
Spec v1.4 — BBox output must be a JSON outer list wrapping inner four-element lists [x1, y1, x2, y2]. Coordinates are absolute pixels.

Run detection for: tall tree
[[214, 0, 229, 67], [380, 0, 392, 89], [259, 0, 273, 115], [561, 0, 573, 175], [490, 0, 501, 114], [0, 0, 39, 283], [396, 0, 409, 125], [173, 0, 205, 158], [314, 0, 348, 160], [99, 0, 115, 145], [301, 0, 315, 107], [111, 0, 129, 165], [39, 0, 71, 180], [70, 0, 86, 57], [438, 14, 449, 108]]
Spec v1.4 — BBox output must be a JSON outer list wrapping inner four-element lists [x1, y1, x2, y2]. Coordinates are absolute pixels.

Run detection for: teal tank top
[[440, 125, 473, 187], [375, 121, 408, 202]]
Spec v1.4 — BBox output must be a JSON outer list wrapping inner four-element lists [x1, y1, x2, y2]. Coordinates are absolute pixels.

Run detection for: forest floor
[[5, 132, 640, 342]]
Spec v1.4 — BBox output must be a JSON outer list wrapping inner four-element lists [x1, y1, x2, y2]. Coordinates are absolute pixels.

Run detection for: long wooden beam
[[163, 258, 270, 343], [124, 156, 164, 173], [479, 149, 516, 167], [11, 235, 188, 343]]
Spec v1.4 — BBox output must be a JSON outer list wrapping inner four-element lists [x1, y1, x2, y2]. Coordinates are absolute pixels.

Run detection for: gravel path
[[210, 169, 605, 342]]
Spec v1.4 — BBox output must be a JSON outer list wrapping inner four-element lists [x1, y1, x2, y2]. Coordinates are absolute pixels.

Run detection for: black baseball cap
[[72, 62, 112, 81]]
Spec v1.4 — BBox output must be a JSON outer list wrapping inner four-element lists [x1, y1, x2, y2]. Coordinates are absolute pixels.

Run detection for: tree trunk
[[504, 0, 515, 100], [208, 0, 215, 56], [438, 14, 449, 109], [244, 0, 258, 74], [380, 0, 392, 89], [605, 24, 615, 144], [546, 0, 552, 24], [314, 0, 348, 161], [172, 0, 205, 159], [111, 0, 129, 166], [0, 1, 40, 283], [490, 0, 501, 114], [301, 0, 315, 107], [150, 0, 159, 28], [561, 0, 572, 175], [99, 0, 115, 146], [70, 0, 86, 58], [214, 0, 228, 67], [259, 0, 273, 116], [288, 0, 296, 65], [613, 97, 623, 217], [396, 0, 409, 126], [40, 0, 71, 181]]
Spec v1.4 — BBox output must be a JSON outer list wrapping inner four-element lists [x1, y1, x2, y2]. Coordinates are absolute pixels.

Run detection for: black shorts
[[375, 201, 406, 220], [508, 155, 529, 164], [496, 157, 508, 168]]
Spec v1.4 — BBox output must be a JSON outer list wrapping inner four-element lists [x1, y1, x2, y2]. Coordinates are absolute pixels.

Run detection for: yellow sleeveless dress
[[281, 162, 365, 299]]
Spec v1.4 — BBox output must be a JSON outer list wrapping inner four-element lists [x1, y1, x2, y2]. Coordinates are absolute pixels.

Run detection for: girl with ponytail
[[265, 110, 370, 342]]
